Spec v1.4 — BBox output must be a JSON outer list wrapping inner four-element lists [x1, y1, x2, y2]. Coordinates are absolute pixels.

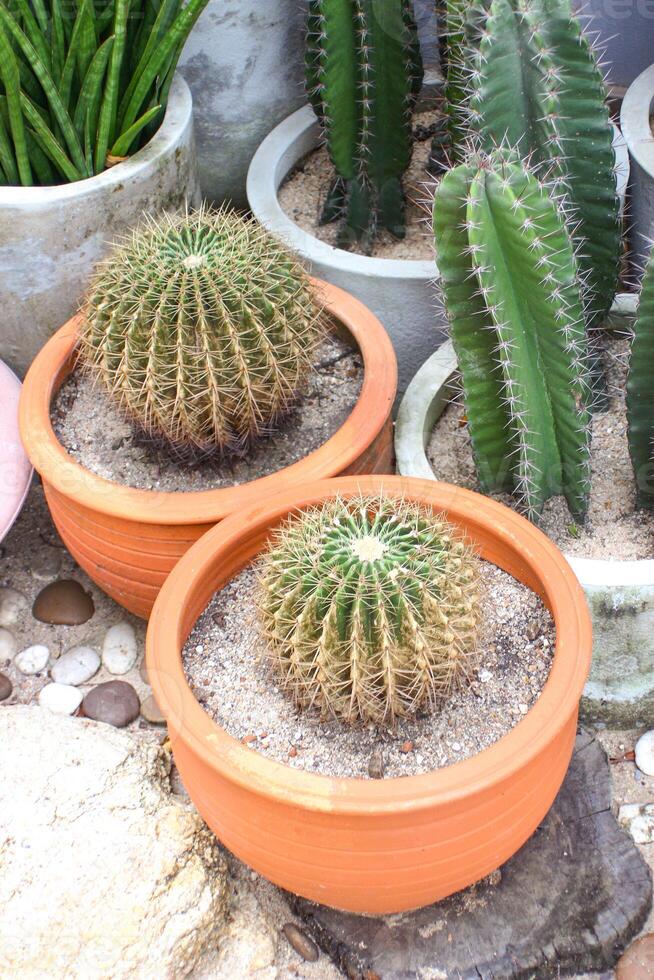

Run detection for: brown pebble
[[616, 933, 654, 979], [526, 620, 541, 641], [368, 747, 385, 779], [140, 694, 166, 725], [400, 740, 414, 754], [82, 680, 140, 728], [0, 671, 12, 702], [282, 923, 319, 962], [288, 746, 298, 758], [242, 733, 257, 744], [32, 579, 94, 625]]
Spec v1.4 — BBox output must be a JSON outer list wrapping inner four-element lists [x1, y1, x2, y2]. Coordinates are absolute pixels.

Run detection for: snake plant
[[433, 149, 592, 523], [305, 0, 424, 251], [0, 0, 209, 186]]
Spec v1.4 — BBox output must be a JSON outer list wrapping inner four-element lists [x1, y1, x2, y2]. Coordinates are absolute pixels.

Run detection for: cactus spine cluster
[[433, 150, 592, 522], [305, 0, 424, 251], [79, 207, 324, 459], [257, 495, 480, 725], [468, 0, 621, 327], [627, 252, 654, 509]]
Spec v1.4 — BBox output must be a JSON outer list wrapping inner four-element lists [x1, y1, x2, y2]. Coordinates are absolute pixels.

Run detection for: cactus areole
[[258, 494, 480, 724]]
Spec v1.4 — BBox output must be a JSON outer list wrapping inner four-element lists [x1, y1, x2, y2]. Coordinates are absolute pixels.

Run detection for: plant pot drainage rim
[[394, 292, 654, 588], [146, 474, 591, 812], [0, 74, 192, 205], [19, 278, 397, 527]]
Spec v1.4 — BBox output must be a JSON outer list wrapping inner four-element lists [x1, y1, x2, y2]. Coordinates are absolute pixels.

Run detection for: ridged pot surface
[[146, 475, 592, 914], [19, 281, 397, 619]]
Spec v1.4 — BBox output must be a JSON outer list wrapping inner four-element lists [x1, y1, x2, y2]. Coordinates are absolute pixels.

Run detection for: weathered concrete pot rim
[[0, 359, 32, 543], [620, 63, 654, 183], [0, 75, 192, 206], [394, 291, 654, 587], [246, 103, 436, 280]]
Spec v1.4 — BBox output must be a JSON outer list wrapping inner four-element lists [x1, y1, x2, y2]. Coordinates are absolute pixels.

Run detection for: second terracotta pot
[[19, 280, 397, 618]]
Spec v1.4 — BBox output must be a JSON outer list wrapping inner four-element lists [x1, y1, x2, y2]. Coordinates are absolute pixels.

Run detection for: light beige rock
[[0, 706, 229, 979]]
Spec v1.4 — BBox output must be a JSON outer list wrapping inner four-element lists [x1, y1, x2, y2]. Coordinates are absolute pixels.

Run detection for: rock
[[82, 681, 140, 728], [617, 934, 654, 979], [0, 672, 12, 701], [51, 646, 100, 686], [141, 694, 166, 725], [15, 644, 49, 675], [0, 706, 229, 977], [635, 730, 654, 776], [619, 803, 654, 844], [289, 733, 652, 979], [31, 547, 63, 581], [32, 579, 95, 625], [0, 627, 17, 664], [212, 887, 278, 976], [368, 747, 385, 779], [38, 683, 83, 716], [102, 621, 138, 675], [0, 587, 28, 627], [283, 923, 319, 962]]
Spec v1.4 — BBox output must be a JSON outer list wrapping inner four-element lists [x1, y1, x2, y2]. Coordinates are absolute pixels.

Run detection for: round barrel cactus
[[257, 495, 480, 725], [78, 207, 324, 459]]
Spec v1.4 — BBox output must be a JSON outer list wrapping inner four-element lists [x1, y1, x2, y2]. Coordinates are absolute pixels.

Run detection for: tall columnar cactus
[[305, 0, 424, 251], [627, 252, 654, 509], [468, 0, 621, 328], [433, 150, 592, 522], [257, 495, 480, 725], [79, 208, 324, 459]]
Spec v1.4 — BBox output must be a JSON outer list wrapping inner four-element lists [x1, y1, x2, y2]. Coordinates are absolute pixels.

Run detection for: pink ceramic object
[[0, 360, 32, 542]]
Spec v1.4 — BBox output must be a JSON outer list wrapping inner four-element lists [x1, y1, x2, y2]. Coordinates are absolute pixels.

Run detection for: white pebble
[[195, 645, 204, 654], [15, 644, 49, 675], [0, 627, 17, 663], [635, 730, 654, 776], [451, 741, 462, 752], [51, 646, 100, 686], [480, 669, 493, 683], [38, 683, 83, 716], [519, 703, 529, 714], [102, 622, 138, 675], [0, 587, 28, 628]]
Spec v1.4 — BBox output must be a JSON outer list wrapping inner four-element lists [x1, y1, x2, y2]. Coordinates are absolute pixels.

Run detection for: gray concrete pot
[[246, 99, 444, 400], [572, 0, 654, 91], [395, 294, 654, 728], [0, 76, 199, 377], [621, 63, 654, 272]]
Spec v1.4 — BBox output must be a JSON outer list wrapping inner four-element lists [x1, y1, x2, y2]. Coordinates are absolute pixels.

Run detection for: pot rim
[[246, 104, 436, 279], [620, 62, 654, 178], [146, 474, 592, 816], [0, 74, 192, 204], [18, 278, 397, 526], [394, 293, 654, 586]]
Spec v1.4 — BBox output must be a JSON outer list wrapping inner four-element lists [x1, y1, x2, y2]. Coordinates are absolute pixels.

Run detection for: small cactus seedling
[[257, 494, 480, 725], [305, 0, 424, 250], [627, 249, 654, 508], [78, 207, 324, 459], [433, 149, 592, 522]]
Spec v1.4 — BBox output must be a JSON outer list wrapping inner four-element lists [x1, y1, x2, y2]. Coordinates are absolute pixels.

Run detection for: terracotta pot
[[145, 475, 592, 915], [18, 280, 397, 619]]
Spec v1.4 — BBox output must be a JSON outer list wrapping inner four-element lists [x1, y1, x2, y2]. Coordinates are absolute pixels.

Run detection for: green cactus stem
[[257, 494, 480, 725], [305, 0, 423, 251], [78, 207, 324, 460], [627, 252, 654, 508], [433, 149, 592, 522]]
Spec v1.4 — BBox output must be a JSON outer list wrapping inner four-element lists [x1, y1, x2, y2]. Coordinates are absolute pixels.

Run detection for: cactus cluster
[[467, 0, 621, 328], [433, 149, 592, 522], [305, 0, 424, 251], [257, 494, 480, 725], [78, 207, 324, 460], [627, 254, 654, 509]]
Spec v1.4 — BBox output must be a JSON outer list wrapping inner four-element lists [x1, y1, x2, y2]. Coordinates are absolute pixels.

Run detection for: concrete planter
[[572, 0, 654, 91], [395, 294, 654, 728], [0, 360, 32, 543], [621, 63, 654, 272], [0, 76, 199, 377], [246, 98, 445, 400]]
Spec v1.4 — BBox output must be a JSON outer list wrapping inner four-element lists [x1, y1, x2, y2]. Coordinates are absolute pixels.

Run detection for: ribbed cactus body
[[469, 0, 620, 327], [433, 151, 592, 522], [258, 495, 480, 725], [79, 208, 323, 459], [305, 0, 423, 250], [627, 253, 654, 508]]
